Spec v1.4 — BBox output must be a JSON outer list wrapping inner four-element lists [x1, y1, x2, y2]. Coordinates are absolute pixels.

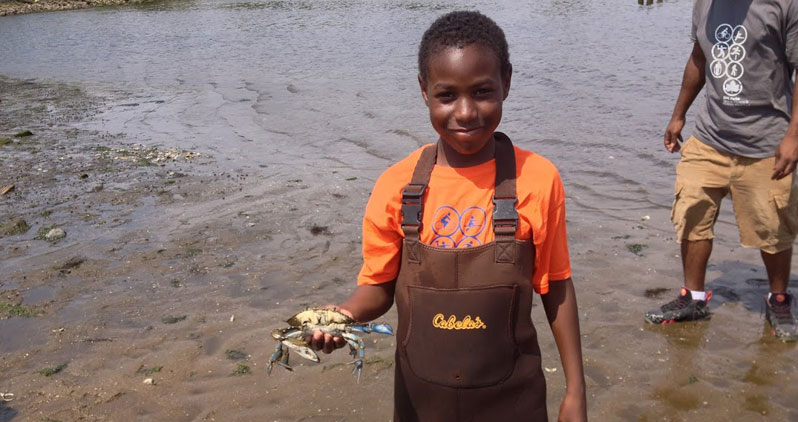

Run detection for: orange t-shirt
[[357, 144, 571, 294]]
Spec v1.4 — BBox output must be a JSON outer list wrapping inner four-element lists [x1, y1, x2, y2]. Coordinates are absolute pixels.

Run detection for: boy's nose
[[454, 98, 478, 123]]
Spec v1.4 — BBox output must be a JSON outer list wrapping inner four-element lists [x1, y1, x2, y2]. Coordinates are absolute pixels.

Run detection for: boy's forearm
[[541, 278, 586, 396], [671, 42, 706, 121], [338, 282, 396, 322]]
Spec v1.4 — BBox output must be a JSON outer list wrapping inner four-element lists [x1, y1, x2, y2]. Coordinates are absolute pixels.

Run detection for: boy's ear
[[502, 63, 513, 100], [418, 74, 430, 106]]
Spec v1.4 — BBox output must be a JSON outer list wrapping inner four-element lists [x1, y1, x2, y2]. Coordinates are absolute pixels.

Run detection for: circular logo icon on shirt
[[432, 206, 460, 237], [460, 207, 487, 237], [723, 78, 743, 96]]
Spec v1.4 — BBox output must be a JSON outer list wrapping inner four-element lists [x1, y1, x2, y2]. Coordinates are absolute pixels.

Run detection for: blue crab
[[267, 307, 393, 381]]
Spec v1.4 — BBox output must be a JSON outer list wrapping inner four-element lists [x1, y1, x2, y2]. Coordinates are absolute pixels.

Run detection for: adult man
[[644, 0, 798, 342]]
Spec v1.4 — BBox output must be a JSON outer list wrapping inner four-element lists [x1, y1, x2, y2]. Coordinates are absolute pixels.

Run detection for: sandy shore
[[0, 0, 155, 16], [1, 76, 797, 422]]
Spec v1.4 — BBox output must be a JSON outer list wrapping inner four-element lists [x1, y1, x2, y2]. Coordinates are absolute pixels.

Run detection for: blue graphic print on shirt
[[430, 205, 487, 248]]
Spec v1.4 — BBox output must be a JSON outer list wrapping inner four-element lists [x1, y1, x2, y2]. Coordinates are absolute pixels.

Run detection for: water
[[0, 0, 693, 226]]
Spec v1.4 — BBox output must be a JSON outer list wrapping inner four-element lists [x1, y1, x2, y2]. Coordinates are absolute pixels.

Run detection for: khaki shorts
[[671, 136, 798, 254]]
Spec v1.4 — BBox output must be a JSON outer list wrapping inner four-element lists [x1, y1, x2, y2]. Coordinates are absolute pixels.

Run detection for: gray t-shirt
[[691, 0, 798, 158]]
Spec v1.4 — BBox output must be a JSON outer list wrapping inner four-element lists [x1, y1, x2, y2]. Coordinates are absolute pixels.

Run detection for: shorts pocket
[[772, 190, 798, 236], [670, 182, 685, 225]]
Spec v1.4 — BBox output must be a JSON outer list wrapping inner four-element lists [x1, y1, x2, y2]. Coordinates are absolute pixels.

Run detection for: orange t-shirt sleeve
[[356, 149, 420, 285], [531, 171, 571, 294]]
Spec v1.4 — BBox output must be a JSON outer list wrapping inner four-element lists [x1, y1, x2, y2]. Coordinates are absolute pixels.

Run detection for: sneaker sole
[[770, 328, 798, 342], [643, 314, 711, 325]]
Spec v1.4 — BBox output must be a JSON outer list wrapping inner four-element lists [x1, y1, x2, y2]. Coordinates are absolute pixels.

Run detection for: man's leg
[[683, 239, 713, 291], [645, 137, 728, 324], [730, 152, 798, 341], [762, 247, 798, 341], [644, 238, 715, 324], [761, 247, 791, 293]]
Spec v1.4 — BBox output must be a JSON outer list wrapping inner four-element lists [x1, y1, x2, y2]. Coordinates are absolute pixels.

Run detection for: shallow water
[[0, 0, 688, 200]]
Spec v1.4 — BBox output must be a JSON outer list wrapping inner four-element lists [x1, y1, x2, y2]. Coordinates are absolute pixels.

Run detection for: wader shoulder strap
[[400, 136, 519, 264], [492, 132, 519, 264], [401, 144, 437, 262]]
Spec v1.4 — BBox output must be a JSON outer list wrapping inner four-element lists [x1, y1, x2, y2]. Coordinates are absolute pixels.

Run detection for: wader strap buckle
[[493, 196, 518, 263], [492, 196, 518, 231], [401, 183, 427, 244]]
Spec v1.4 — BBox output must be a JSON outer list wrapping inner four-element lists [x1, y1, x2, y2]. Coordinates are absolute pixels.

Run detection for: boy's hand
[[305, 305, 352, 354], [558, 390, 587, 422]]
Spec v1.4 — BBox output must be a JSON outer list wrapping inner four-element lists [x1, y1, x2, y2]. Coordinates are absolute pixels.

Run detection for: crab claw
[[349, 323, 394, 336], [282, 337, 320, 363], [267, 343, 285, 376], [370, 323, 394, 336]]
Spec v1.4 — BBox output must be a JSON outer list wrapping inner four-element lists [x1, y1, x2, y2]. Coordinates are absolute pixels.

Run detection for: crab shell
[[286, 307, 355, 328]]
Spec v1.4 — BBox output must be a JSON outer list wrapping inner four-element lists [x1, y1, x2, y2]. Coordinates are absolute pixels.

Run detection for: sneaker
[[765, 293, 798, 342], [644, 287, 711, 324]]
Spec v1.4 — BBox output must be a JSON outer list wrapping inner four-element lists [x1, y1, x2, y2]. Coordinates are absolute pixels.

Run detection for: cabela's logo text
[[432, 313, 487, 330]]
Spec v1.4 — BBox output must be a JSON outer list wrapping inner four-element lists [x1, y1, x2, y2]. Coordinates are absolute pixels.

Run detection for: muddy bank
[[0, 0, 157, 16], [0, 75, 396, 421]]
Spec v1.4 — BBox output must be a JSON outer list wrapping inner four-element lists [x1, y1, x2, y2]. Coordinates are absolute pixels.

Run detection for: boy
[[312, 11, 587, 421]]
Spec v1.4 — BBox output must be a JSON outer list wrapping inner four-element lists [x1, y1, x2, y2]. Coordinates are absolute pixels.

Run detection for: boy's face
[[419, 44, 511, 156]]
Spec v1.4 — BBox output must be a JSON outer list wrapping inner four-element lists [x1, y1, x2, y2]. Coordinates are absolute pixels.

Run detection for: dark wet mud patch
[[644, 287, 670, 299], [0, 302, 39, 318], [136, 365, 162, 376], [13, 130, 33, 138], [225, 349, 248, 360], [309, 224, 330, 235], [161, 315, 187, 324], [38, 362, 68, 377], [0, 218, 29, 237], [743, 394, 769, 416], [53, 256, 85, 272], [651, 383, 703, 412], [626, 243, 647, 256], [232, 363, 251, 375]]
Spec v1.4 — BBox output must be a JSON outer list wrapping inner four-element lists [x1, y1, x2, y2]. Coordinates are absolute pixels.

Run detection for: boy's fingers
[[310, 330, 324, 350], [323, 333, 335, 354], [334, 336, 346, 349]]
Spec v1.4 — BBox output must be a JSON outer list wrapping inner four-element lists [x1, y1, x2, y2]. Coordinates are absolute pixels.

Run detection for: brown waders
[[394, 133, 547, 421]]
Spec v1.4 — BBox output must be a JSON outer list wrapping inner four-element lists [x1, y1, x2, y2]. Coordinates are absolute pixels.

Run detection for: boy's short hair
[[418, 10, 510, 82]]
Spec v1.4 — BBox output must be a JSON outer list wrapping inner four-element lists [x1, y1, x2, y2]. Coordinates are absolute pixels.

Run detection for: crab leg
[[268, 330, 320, 375], [267, 343, 288, 375], [342, 332, 366, 382]]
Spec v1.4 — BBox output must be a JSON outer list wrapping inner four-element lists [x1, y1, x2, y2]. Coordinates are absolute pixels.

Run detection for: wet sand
[[1, 76, 797, 422]]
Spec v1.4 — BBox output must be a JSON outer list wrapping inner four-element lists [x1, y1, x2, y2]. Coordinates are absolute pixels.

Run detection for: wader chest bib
[[395, 133, 547, 421]]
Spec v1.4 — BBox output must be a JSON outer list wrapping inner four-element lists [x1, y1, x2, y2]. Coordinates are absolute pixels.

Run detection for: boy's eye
[[435, 92, 456, 101], [475, 88, 493, 96]]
